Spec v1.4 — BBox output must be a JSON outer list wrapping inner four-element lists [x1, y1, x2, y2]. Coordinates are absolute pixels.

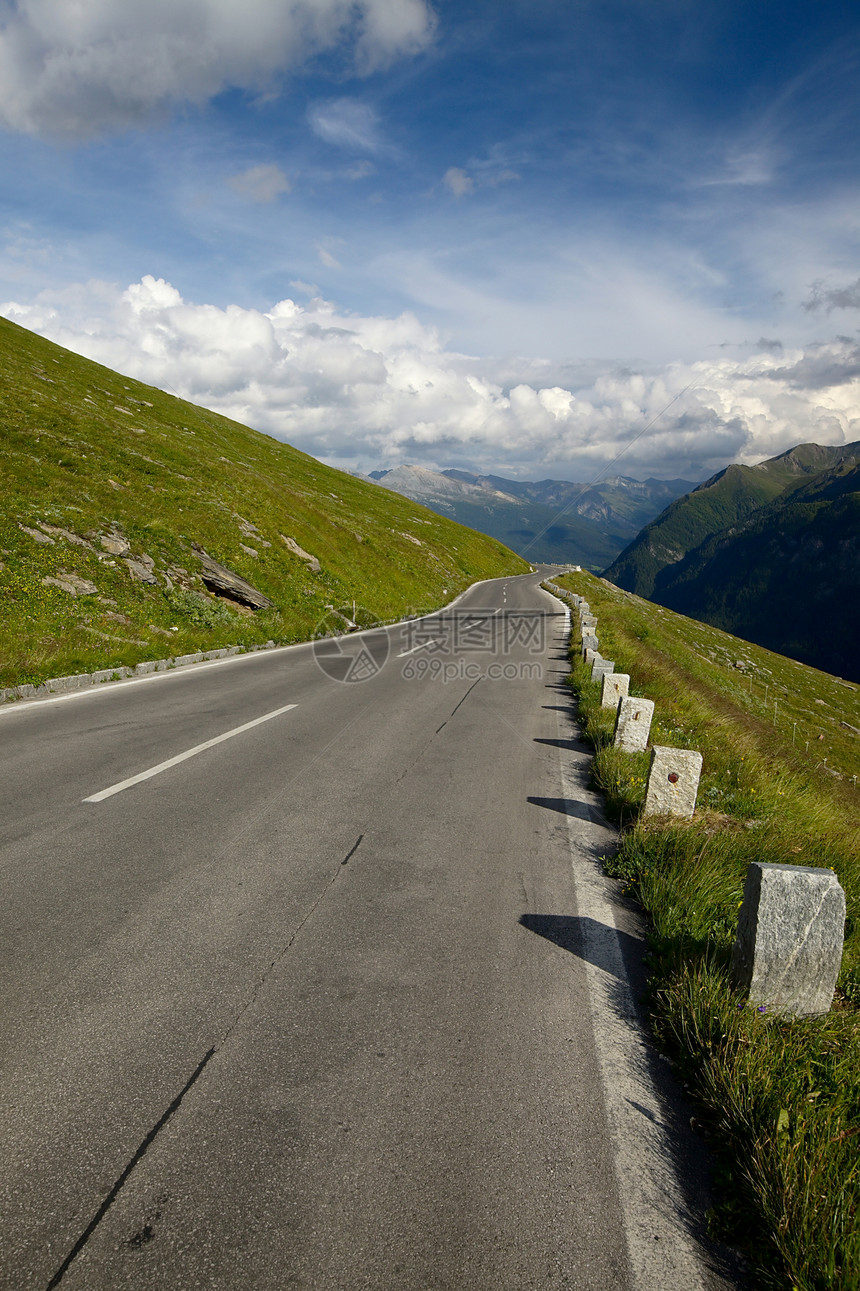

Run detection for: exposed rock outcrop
[[193, 547, 274, 610], [280, 535, 320, 573]]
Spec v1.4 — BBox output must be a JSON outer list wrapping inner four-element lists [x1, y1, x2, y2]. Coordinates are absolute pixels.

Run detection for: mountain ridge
[[369, 463, 696, 569], [603, 440, 860, 682]]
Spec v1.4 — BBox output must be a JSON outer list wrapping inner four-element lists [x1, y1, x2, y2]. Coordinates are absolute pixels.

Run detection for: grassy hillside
[[605, 442, 860, 599], [553, 569, 860, 1288], [0, 316, 527, 689], [651, 459, 860, 682]]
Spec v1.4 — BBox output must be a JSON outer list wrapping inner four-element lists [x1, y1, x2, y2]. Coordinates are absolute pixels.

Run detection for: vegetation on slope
[[555, 570, 860, 1290], [605, 441, 860, 600], [646, 459, 860, 683], [0, 316, 527, 689]]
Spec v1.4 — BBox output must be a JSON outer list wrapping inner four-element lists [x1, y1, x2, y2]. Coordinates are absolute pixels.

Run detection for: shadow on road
[[527, 794, 606, 824], [518, 913, 640, 981]]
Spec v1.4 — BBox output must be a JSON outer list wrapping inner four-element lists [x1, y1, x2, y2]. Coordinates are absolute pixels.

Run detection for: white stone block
[[642, 746, 702, 819], [601, 673, 630, 709], [591, 658, 614, 682], [731, 862, 845, 1016], [614, 696, 655, 752], [583, 648, 600, 665]]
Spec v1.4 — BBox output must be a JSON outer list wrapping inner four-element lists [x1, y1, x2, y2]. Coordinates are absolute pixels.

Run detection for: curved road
[[0, 573, 736, 1290]]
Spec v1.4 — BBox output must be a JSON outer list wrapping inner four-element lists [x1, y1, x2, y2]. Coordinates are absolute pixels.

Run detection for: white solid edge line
[[553, 620, 708, 1289], [83, 703, 298, 803]]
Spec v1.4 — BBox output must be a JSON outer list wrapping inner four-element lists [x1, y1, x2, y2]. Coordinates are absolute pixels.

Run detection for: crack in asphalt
[[44, 1050, 215, 1289], [43, 833, 365, 1290], [394, 676, 484, 787]]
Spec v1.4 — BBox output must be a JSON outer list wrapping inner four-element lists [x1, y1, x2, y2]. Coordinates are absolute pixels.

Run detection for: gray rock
[[642, 746, 703, 819], [123, 558, 159, 585], [581, 633, 599, 653], [591, 658, 614, 682], [280, 535, 321, 573], [601, 672, 630, 709], [731, 862, 845, 1016], [614, 696, 655, 752], [37, 522, 91, 547], [194, 548, 274, 610], [100, 532, 130, 556], [19, 523, 54, 544], [42, 573, 98, 596]]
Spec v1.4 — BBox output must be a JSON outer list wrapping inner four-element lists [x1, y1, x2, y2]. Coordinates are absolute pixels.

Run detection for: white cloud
[[347, 159, 376, 180], [0, 0, 435, 139], [3, 275, 859, 483], [316, 244, 342, 269], [443, 167, 473, 197], [227, 163, 290, 203], [307, 98, 384, 153]]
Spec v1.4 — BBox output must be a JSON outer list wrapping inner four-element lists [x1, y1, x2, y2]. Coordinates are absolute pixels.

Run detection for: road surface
[[0, 572, 737, 1290]]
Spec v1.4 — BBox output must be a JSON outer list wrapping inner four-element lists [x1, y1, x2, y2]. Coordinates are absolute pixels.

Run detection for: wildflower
[[757, 1005, 767, 1014]]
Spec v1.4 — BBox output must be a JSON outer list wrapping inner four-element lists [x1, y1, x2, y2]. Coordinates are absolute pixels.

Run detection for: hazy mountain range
[[367, 465, 696, 568]]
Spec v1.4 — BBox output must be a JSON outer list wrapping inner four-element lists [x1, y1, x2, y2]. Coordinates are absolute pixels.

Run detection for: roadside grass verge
[[0, 315, 526, 689], [554, 571, 860, 1289]]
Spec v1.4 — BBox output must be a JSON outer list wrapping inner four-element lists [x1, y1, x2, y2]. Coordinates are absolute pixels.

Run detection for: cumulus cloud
[[3, 275, 860, 482], [227, 163, 290, 203], [0, 0, 435, 139]]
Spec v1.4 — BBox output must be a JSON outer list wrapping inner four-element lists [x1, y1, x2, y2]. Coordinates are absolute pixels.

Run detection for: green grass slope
[[0, 316, 527, 689], [554, 569, 860, 1288], [652, 458, 860, 683], [604, 441, 860, 599]]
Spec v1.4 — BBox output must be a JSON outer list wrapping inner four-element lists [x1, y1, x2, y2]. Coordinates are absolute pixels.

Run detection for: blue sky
[[2, 0, 860, 481]]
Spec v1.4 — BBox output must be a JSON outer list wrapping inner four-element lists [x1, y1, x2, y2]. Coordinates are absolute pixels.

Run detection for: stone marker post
[[583, 647, 600, 666], [614, 696, 655, 752], [731, 862, 845, 1016], [591, 658, 615, 682], [581, 633, 599, 654], [601, 673, 630, 709], [642, 746, 703, 819]]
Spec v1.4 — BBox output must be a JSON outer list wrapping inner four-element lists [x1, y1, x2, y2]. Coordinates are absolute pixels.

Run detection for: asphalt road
[[0, 573, 737, 1290]]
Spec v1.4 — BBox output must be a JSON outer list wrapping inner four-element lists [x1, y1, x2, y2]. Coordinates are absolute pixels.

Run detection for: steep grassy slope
[[605, 441, 860, 598], [651, 458, 860, 682], [0, 316, 527, 688], [553, 569, 860, 1288]]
